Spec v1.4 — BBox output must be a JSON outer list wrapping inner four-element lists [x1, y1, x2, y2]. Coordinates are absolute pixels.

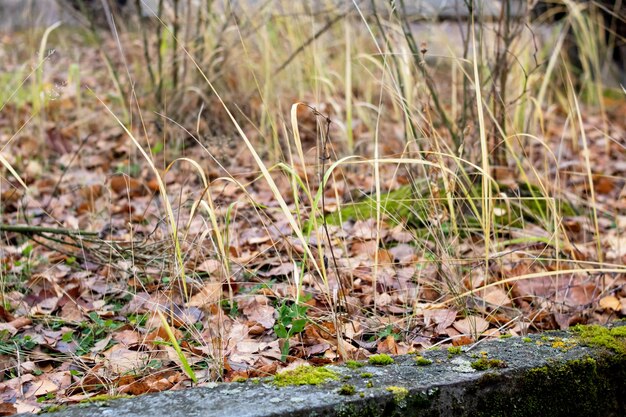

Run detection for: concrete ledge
[[19, 324, 626, 417]]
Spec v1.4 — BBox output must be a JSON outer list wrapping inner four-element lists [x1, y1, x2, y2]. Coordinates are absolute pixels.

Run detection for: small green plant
[[274, 300, 309, 361], [447, 346, 462, 358], [368, 354, 394, 366], [360, 372, 373, 378], [523, 337, 532, 343], [157, 310, 197, 383], [415, 356, 432, 366], [374, 325, 400, 341], [74, 312, 124, 356], [220, 299, 239, 318]]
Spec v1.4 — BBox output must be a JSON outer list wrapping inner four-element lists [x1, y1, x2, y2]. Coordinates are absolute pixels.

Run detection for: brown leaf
[[377, 335, 398, 354], [0, 402, 17, 416], [244, 304, 276, 329], [482, 288, 512, 307], [453, 316, 489, 335], [599, 295, 620, 311], [109, 176, 146, 196], [424, 309, 457, 334], [105, 346, 149, 374], [187, 282, 222, 309]]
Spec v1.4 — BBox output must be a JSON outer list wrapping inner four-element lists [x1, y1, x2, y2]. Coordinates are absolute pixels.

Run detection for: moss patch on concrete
[[345, 360, 364, 369], [473, 354, 626, 417], [471, 357, 507, 371], [385, 386, 408, 402], [368, 354, 394, 366], [337, 384, 356, 396], [415, 356, 432, 366], [273, 365, 339, 387], [572, 324, 626, 355], [447, 346, 462, 358]]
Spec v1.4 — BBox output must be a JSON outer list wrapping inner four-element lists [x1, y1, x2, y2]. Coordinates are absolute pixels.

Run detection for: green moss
[[522, 337, 532, 343], [471, 358, 507, 371], [338, 384, 356, 395], [499, 334, 512, 339], [473, 353, 626, 417], [415, 356, 432, 366], [386, 386, 409, 402], [360, 372, 373, 378], [447, 346, 462, 358], [41, 405, 67, 413], [232, 376, 247, 383], [368, 353, 394, 366], [345, 360, 364, 369], [573, 324, 626, 355], [273, 365, 339, 387], [366, 380, 374, 388], [81, 394, 130, 403]]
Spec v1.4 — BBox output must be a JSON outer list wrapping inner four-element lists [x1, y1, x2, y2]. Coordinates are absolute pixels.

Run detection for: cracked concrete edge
[[17, 323, 626, 417]]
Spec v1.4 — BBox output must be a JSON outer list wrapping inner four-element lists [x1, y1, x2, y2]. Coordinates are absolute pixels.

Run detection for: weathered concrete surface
[[0, 0, 524, 31], [18, 324, 626, 417]]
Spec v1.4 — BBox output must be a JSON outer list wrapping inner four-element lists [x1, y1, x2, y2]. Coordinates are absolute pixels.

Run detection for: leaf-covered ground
[[1, 6, 626, 414]]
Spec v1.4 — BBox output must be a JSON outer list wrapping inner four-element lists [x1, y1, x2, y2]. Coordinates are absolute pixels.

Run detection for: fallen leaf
[[482, 287, 512, 307], [453, 316, 490, 335], [424, 309, 457, 334], [599, 295, 620, 311], [105, 346, 149, 374], [187, 282, 222, 309]]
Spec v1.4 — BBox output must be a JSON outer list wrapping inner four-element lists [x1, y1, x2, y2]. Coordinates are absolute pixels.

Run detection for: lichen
[[338, 384, 356, 395], [550, 337, 578, 351], [415, 356, 432, 366], [368, 353, 394, 366], [273, 365, 339, 387]]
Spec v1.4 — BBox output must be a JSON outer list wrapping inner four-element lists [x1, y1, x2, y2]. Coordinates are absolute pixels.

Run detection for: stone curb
[[18, 323, 626, 417]]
